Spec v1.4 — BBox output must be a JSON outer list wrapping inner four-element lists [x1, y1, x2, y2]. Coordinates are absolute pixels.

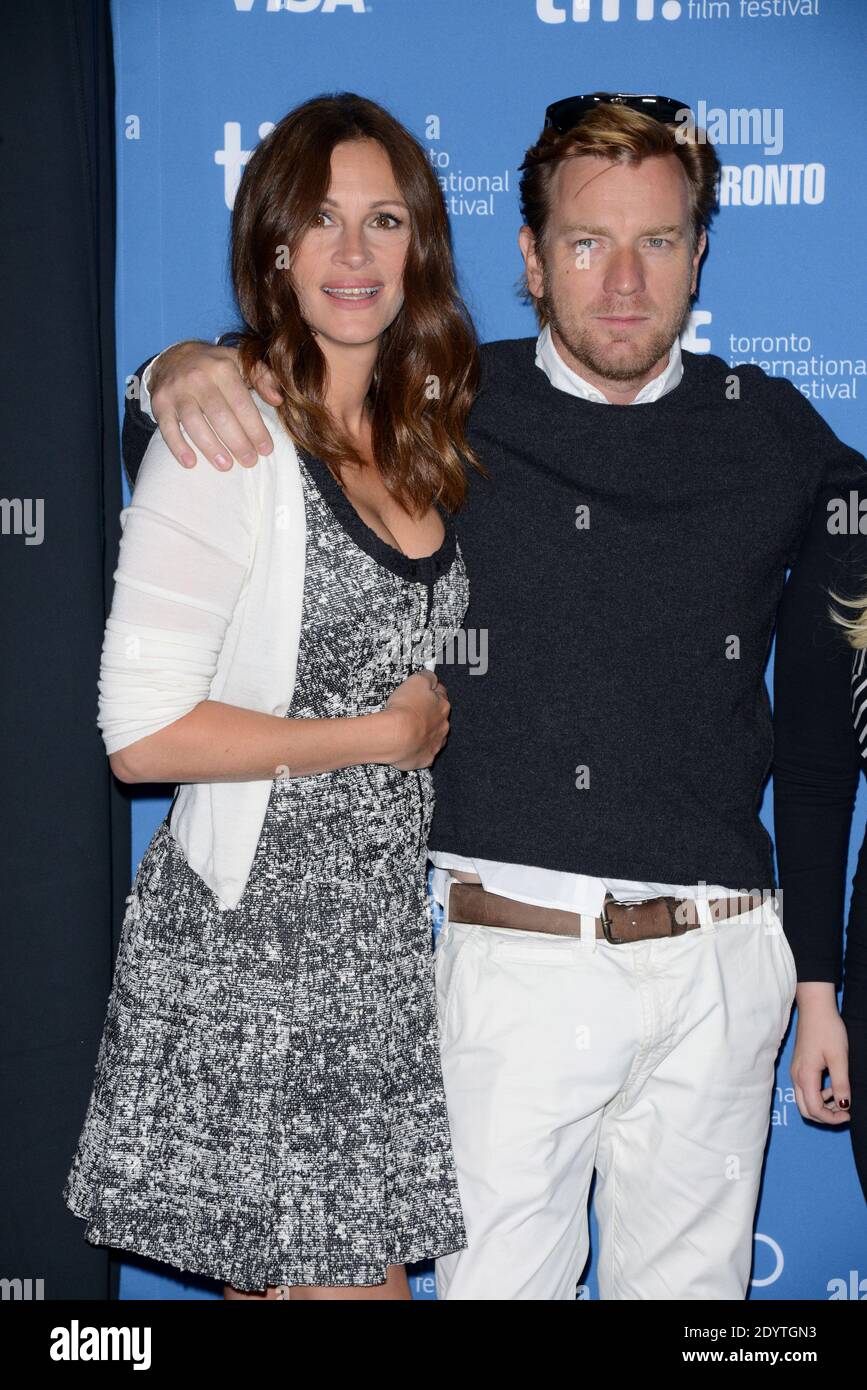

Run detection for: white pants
[[433, 876, 798, 1300]]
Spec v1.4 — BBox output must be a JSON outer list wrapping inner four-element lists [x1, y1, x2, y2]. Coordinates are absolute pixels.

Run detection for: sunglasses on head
[[544, 92, 692, 134]]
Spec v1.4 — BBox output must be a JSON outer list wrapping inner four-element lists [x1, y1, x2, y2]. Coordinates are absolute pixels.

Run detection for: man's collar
[[535, 321, 683, 404]]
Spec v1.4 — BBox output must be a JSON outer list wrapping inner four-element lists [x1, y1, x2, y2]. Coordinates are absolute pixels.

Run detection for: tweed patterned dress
[[63, 447, 470, 1290]]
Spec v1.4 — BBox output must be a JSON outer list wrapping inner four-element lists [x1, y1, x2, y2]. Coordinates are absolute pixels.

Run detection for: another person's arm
[[773, 410, 867, 1123], [773, 495, 863, 988]]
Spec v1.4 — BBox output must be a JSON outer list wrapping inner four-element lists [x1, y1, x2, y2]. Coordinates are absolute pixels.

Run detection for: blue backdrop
[[111, 0, 867, 1299]]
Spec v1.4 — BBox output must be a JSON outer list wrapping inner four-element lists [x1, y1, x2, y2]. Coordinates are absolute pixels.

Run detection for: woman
[[773, 484, 867, 1202], [64, 92, 484, 1298]]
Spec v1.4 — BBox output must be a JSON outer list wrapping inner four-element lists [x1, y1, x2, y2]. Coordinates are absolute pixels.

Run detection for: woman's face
[[290, 137, 411, 351]]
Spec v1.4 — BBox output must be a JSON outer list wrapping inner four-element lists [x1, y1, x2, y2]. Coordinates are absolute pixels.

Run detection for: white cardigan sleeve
[[98, 430, 256, 755]]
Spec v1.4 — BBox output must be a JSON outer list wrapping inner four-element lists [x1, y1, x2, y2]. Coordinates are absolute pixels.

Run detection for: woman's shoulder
[[133, 392, 298, 503], [124, 394, 294, 564], [247, 392, 303, 483]]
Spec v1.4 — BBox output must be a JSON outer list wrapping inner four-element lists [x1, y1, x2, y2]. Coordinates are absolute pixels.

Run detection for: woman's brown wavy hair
[[219, 91, 483, 514]]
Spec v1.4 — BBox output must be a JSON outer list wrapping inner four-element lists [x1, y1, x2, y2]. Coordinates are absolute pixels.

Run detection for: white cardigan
[[98, 388, 307, 910]]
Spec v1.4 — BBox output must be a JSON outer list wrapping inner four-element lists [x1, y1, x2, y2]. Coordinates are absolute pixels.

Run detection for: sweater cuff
[[791, 955, 842, 989], [139, 346, 173, 420]]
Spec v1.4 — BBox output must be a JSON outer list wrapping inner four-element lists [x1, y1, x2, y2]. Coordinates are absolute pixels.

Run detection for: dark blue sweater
[[425, 338, 867, 901]]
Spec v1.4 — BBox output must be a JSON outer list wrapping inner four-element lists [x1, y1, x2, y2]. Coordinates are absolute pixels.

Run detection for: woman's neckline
[[296, 446, 456, 582]]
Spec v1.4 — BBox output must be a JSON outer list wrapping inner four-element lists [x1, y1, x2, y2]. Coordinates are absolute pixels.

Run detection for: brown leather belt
[[447, 882, 767, 945]]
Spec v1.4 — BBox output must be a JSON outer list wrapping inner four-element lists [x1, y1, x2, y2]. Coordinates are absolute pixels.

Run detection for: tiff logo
[[1, 1277, 45, 1300], [537, 0, 682, 21], [215, 122, 275, 209]]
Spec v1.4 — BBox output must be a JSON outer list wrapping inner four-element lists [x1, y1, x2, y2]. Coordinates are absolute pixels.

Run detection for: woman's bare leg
[[288, 1264, 411, 1300], [223, 1264, 411, 1300], [223, 1283, 283, 1300]]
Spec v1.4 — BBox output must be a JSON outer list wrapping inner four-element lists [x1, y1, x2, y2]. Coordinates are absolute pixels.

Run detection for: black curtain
[[0, 0, 128, 1299]]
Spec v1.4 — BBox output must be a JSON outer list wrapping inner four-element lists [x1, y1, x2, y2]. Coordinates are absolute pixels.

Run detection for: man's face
[[519, 152, 706, 391]]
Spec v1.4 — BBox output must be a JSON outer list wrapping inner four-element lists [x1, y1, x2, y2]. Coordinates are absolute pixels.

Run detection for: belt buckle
[[600, 894, 682, 942], [599, 896, 627, 944]]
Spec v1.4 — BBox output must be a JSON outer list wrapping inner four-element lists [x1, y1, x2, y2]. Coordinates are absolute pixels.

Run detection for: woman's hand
[[790, 982, 852, 1123], [378, 670, 451, 771], [147, 341, 282, 470]]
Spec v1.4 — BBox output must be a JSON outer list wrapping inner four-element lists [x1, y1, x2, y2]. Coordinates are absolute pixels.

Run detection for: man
[[120, 93, 866, 1299]]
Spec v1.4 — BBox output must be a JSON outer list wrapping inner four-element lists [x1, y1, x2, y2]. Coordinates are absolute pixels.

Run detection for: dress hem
[[63, 1182, 467, 1292]]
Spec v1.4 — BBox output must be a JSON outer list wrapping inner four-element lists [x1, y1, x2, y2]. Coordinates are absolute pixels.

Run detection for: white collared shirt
[[429, 325, 737, 917], [533, 320, 683, 403]]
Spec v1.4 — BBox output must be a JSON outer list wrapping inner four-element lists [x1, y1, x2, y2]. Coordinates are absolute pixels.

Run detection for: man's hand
[[148, 341, 283, 470]]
